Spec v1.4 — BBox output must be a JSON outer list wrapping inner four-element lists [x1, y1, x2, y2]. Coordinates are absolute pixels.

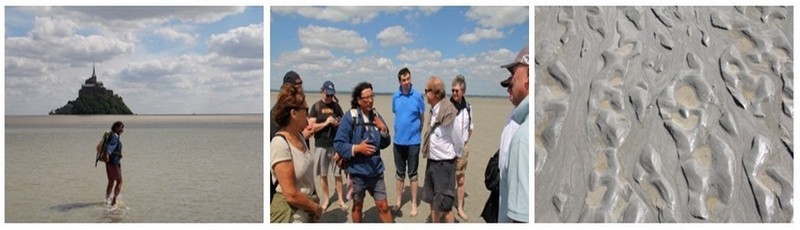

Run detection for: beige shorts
[[455, 146, 469, 176]]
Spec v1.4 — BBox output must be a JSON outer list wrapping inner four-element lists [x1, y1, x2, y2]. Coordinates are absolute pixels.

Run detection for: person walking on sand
[[498, 45, 529, 223], [308, 81, 347, 211], [334, 82, 393, 223], [450, 75, 474, 221], [103, 121, 124, 207], [421, 76, 463, 223], [391, 67, 425, 217], [271, 85, 323, 223]]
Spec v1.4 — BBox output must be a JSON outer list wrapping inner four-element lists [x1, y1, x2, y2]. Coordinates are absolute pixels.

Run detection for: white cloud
[[466, 6, 528, 29], [272, 47, 352, 75], [274, 47, 336, 66], [298, 25, 370, 53], [209, 54, 263, 73], [154, 27, 198, 45], [6, 31, 134, 65], [458, 27, 505, 44], [29, 16, 78, 40], [5, 6, 263, 115], [418, 6, 442, 15], [118, 55, 204, 87], [22, 6, 246, 25], [347, 56, 396, 75], [397, 47, 442, 62], [209, 23, 263, 59], [5, 57, 49, 78], [377, 25, 412, 47], [272, 6, 405, 24]]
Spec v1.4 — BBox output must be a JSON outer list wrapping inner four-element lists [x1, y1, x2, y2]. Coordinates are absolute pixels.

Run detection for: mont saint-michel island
[[50, 66, 133, 115]]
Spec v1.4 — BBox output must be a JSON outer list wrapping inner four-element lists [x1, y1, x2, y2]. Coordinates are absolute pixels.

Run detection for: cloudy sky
[[5, 6, 263, 115], [270, 6, 529, 97]]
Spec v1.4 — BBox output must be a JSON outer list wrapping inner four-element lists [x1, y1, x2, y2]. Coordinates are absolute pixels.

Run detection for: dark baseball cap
[[500, 75, 513, 88], [501, 45, 529, 73], [322, 80, 336, 95], [283, 71, 302, 84]]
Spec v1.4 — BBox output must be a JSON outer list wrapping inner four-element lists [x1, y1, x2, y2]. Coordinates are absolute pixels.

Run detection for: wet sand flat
[[534, 6, 793, 223]]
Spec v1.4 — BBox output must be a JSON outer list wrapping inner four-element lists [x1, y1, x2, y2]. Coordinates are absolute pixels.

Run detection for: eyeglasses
[[424, 88, 432, 94], [324, 94, 334, 98], [359, 95, 375, 100], [451, 89, 461, 94]]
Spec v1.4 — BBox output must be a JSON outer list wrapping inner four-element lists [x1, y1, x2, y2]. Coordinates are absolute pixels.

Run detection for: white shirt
[[498, 110, 520, 184], [453, 104, 473, 156], [428, 101, 463, 161]]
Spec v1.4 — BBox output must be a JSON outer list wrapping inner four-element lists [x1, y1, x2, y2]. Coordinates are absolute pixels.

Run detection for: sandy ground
[[534, 6, 793, 223], [270, 91, 517, 223]]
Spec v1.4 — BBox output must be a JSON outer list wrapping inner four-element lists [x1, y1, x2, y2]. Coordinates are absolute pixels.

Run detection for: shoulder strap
[[350, 109, 358, 140], [466, 103, 472, 126], [272, 133, 292, 187]]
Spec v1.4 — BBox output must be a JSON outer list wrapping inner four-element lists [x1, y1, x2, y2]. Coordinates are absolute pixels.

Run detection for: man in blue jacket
[[334, 82, 393, 223]]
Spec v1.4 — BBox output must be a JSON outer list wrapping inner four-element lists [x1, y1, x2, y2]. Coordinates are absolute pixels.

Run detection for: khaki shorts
[[456, 146, 470, 176]]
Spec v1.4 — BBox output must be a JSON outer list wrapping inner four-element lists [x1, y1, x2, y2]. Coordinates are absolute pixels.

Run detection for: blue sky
[[5, 6, 263, 115], [270, 6, 529, 96]]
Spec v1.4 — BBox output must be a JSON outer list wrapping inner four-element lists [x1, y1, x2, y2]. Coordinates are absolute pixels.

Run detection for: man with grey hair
[[421, 76, 463, 223], [450, 74, 474, 221], [498, 45, 529, 223]]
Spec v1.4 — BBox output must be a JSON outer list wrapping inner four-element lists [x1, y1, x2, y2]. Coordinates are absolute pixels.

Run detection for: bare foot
[[338, 201, 349, 210], [409, 206, 418, 217], [458, 210, 469, 221], [320, 200, 330, 211]]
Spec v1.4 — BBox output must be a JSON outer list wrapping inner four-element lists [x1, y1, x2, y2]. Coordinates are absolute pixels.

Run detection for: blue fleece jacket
[[334, 108, 391, 178]]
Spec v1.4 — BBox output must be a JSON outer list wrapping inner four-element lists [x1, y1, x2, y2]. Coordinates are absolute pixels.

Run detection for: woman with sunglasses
[[270, 84, 323, 223]]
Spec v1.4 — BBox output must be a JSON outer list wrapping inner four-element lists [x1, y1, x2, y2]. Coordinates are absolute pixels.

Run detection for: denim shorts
[[393, 144, 420, 181]]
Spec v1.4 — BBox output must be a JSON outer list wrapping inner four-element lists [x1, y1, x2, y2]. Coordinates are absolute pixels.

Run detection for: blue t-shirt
[[392, 86, 425, 145]]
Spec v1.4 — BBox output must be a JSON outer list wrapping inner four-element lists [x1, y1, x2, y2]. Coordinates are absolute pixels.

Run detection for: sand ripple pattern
[[535, 6, 793, 223]]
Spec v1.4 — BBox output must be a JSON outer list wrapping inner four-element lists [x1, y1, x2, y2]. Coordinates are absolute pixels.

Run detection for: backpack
[[331, 109, 361, 169], [481, 149, 501, 223], [94, 131, 112, 167], [347, 108, 390, 149]]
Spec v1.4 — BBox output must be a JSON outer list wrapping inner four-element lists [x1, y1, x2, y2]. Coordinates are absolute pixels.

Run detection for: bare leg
[[456, 175, 468, 220], [352, 200, 363, 223], [394, 179, 404, 210], [319, 175, 329, 210], [334, 176, 347, 209], [111, 165, 122, 206], [443, 211, 454, 223], [346, 176, 354, 200], [375, 199, 393, 223], [105, 164, 113, 204], [409, 180, 419, 216]]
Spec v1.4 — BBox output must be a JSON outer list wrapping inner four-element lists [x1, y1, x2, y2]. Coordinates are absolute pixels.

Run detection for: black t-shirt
[[310, 100, 344, 147]]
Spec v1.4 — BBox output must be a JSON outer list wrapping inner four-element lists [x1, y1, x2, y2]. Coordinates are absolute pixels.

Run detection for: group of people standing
[[269, 46, 529, 223]]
